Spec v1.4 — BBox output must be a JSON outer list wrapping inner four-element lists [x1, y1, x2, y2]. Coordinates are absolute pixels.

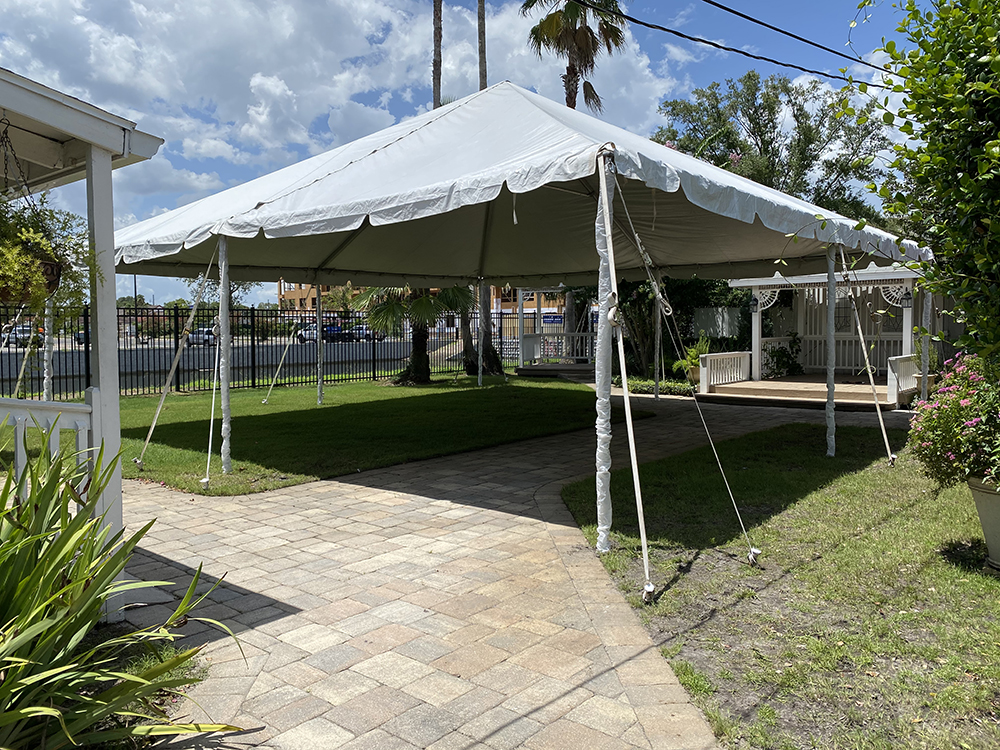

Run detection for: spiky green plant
[[0, 438, 238, 748]]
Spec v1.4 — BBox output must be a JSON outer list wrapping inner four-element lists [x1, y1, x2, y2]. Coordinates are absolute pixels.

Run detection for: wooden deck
[[698, 373, 898, 411]]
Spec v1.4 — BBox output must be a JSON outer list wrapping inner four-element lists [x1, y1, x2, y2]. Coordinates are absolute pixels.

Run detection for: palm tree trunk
[[461, 305, 477, 375], [478, 281, 504, 375], [409, 321, 431, 383], [433, 0, 443, 109], [478, 0, 487, 90], [563, 62, 580, 109]]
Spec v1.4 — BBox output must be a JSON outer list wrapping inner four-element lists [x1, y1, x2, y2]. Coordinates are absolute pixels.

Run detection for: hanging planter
[[0, 226, 63, 307]]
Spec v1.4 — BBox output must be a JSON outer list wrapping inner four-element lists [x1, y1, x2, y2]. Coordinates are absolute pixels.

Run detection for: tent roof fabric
[[116, 81, 929, 286]]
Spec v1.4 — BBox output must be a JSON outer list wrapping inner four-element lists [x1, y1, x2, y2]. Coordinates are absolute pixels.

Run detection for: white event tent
[[116, 81, 928, 552]]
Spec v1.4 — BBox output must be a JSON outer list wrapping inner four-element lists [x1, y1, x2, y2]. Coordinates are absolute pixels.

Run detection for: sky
[[0, 0, 907, 306]]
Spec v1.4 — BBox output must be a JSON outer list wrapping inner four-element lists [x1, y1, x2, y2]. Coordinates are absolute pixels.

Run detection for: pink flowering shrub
[[907, 353, 1000, 486]]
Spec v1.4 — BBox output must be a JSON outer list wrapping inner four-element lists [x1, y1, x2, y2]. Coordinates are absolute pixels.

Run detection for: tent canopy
[[116, 82, 927, 286]]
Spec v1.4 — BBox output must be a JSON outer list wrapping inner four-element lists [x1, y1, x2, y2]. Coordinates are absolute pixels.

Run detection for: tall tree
[[352, 285, 473, 384], [433, 0, 442, 109], [655, 70, 892, 222], [520, 0, 627, 113], [478, 0, 487, 90]]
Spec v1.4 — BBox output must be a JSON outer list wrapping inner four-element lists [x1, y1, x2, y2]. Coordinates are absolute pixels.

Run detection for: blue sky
[[0, 0, 907, 305]]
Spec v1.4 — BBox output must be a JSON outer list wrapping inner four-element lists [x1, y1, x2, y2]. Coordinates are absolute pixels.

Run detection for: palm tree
[[478, 0, 487, 90], [520, 0, 627, 113], [433, 0, 443, 109], [353, 285, 473, 384]]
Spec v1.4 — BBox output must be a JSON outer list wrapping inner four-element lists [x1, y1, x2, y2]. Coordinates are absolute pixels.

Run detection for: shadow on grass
[[564, 423, 910, 550], [124, 547, 300, 647], [121, 387, 617, 480], [938, 538, 992, 573]]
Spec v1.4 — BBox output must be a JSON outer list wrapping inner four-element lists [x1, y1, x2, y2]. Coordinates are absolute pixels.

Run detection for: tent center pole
[[594, 150, 615, 554], [219, 236, 232, 473], [316, 281, 324, 405]]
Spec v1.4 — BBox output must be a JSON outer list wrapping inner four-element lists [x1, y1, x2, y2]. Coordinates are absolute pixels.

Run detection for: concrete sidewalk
[[124, 396, 910, 749]]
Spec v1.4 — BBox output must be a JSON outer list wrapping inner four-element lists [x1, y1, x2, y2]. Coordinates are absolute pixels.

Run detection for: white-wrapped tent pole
[[597, 150, 653, 592], [594, 153, 615, 554], [826, 248, 837, 457], [316, 283, 324, 405], [921, 288, 931, 401], [219, 236, 232, 474]]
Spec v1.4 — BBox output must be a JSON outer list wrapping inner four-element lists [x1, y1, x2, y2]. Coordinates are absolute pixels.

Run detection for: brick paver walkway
[[124, 395, 910, 749]]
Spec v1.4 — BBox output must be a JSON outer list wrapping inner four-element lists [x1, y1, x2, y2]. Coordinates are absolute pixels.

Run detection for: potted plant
[[908, 352, 1000, 569], [672, 334, 710, 384], [0, 205, 62, 308]]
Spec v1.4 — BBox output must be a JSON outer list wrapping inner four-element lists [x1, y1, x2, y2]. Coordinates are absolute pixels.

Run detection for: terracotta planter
[[969, 479, 1000, 570], [687, 365, 700, 385]]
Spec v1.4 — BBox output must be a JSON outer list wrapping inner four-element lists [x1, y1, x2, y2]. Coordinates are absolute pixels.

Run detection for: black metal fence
[[1, 306, 548, 401]]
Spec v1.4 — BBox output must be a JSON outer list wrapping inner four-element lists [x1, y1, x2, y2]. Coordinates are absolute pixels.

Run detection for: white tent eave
[[115, 82, 930, 285]]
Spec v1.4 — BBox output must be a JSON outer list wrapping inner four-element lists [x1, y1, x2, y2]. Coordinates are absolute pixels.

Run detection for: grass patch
[[0, 376, 640, 496], [562, 423, 1000, 750]]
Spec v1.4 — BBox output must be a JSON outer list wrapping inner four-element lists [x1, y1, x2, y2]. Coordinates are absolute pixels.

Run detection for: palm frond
[[582, 80, 604, 113]]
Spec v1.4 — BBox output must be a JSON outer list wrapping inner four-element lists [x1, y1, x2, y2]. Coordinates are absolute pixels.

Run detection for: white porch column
[[901, 279, 915, 356], [920, 288, 932, 401], [219, 237, 232, 474], [517, 289, 525, 366], [86, 144, 123, 571], [825, 248, 837, 457], [751, 285, 762, 381]]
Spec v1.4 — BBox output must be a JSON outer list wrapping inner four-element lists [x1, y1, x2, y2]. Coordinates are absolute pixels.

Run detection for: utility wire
[[569, 0, 888, 89], [689, 0, 886, 74]]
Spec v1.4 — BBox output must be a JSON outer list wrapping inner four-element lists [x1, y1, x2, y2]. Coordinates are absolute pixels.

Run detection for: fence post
[[497, 311, 503, 369], [250, 307, 258, 389], [173, 306, 182, 392], [371, 326, 377, 381], [79, 306, 91, 390]]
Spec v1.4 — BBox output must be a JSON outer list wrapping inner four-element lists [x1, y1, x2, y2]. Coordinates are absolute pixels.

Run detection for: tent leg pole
[[594, 152, 615, 554], [316, 283, 324, 405], [826, 248, 836, 457], [219, 237, 232, 474], [478, 279, 485, 387]]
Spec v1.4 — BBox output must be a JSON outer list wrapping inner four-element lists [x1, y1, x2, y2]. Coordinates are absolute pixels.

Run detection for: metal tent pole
[[826, 247, 837, 457], [219, 236, 232, 474], [316, 283, 324, 405], [594, 152, 615, 554]]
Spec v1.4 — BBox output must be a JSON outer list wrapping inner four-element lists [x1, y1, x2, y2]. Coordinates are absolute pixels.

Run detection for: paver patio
[[123, 393, 911, 749]]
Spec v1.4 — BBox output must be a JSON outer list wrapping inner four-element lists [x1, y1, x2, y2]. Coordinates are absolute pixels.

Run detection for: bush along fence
[[0, 306, 539, 401]]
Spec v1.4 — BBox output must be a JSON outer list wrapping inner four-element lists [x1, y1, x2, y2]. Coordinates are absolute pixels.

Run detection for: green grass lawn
[[562, 423, 1000, 750], [105, 376, 620, 495]]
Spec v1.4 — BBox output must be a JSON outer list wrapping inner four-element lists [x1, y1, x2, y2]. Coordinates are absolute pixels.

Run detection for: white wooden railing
[[699, 352, 751, 394], [1, 388, 99, 480], [887, 355, 919, 406], [521, 332, 597, 364]]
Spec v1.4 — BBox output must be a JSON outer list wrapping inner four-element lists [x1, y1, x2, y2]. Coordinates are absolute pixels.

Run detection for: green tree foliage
[[655, 70, 892, 222], [849, 0, 1000, 355], [520, 0, 627, 112], [352, 285, 474, 384], [116, 293, 151, 308]]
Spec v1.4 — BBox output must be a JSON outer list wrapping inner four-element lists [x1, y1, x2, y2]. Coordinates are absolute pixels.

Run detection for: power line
[[690, 0, 886, 74], [569, 0, 888, 89]]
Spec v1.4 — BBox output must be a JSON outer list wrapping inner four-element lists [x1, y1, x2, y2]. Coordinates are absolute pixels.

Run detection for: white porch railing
[[699, 352, 751, 394], [1, 388, 100, 480], [887, 354, 919, 406], [521, 332, 596, 364]]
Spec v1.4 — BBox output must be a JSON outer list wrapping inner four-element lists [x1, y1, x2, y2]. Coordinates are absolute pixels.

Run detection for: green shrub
[[612, 376, 695, 397], [0, 441, 238, 748]]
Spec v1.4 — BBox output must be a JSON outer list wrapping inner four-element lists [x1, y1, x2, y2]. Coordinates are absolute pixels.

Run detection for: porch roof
[[728, 262, 921, 291], [0, 66, 162, 192]]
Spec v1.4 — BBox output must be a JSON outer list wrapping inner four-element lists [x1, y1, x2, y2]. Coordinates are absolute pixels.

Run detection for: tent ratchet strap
[[134, 249, 218, 470], [837, 246, 896, 466], [262, 325, 297, 404], [201, 317, 221, 490], [611, 169, 761, 568]]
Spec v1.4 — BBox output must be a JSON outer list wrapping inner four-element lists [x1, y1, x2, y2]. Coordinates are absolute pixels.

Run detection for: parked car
[[351, 324, 387, 342], [74, 328, 90, 345], [3, 324, 43, 348], [187, 327, 217, 346], [297, 322, 358, 343]]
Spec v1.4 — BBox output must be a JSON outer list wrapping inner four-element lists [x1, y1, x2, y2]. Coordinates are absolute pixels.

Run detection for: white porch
[[696, 264, 939, 408], [0, 68, 161, 588]]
